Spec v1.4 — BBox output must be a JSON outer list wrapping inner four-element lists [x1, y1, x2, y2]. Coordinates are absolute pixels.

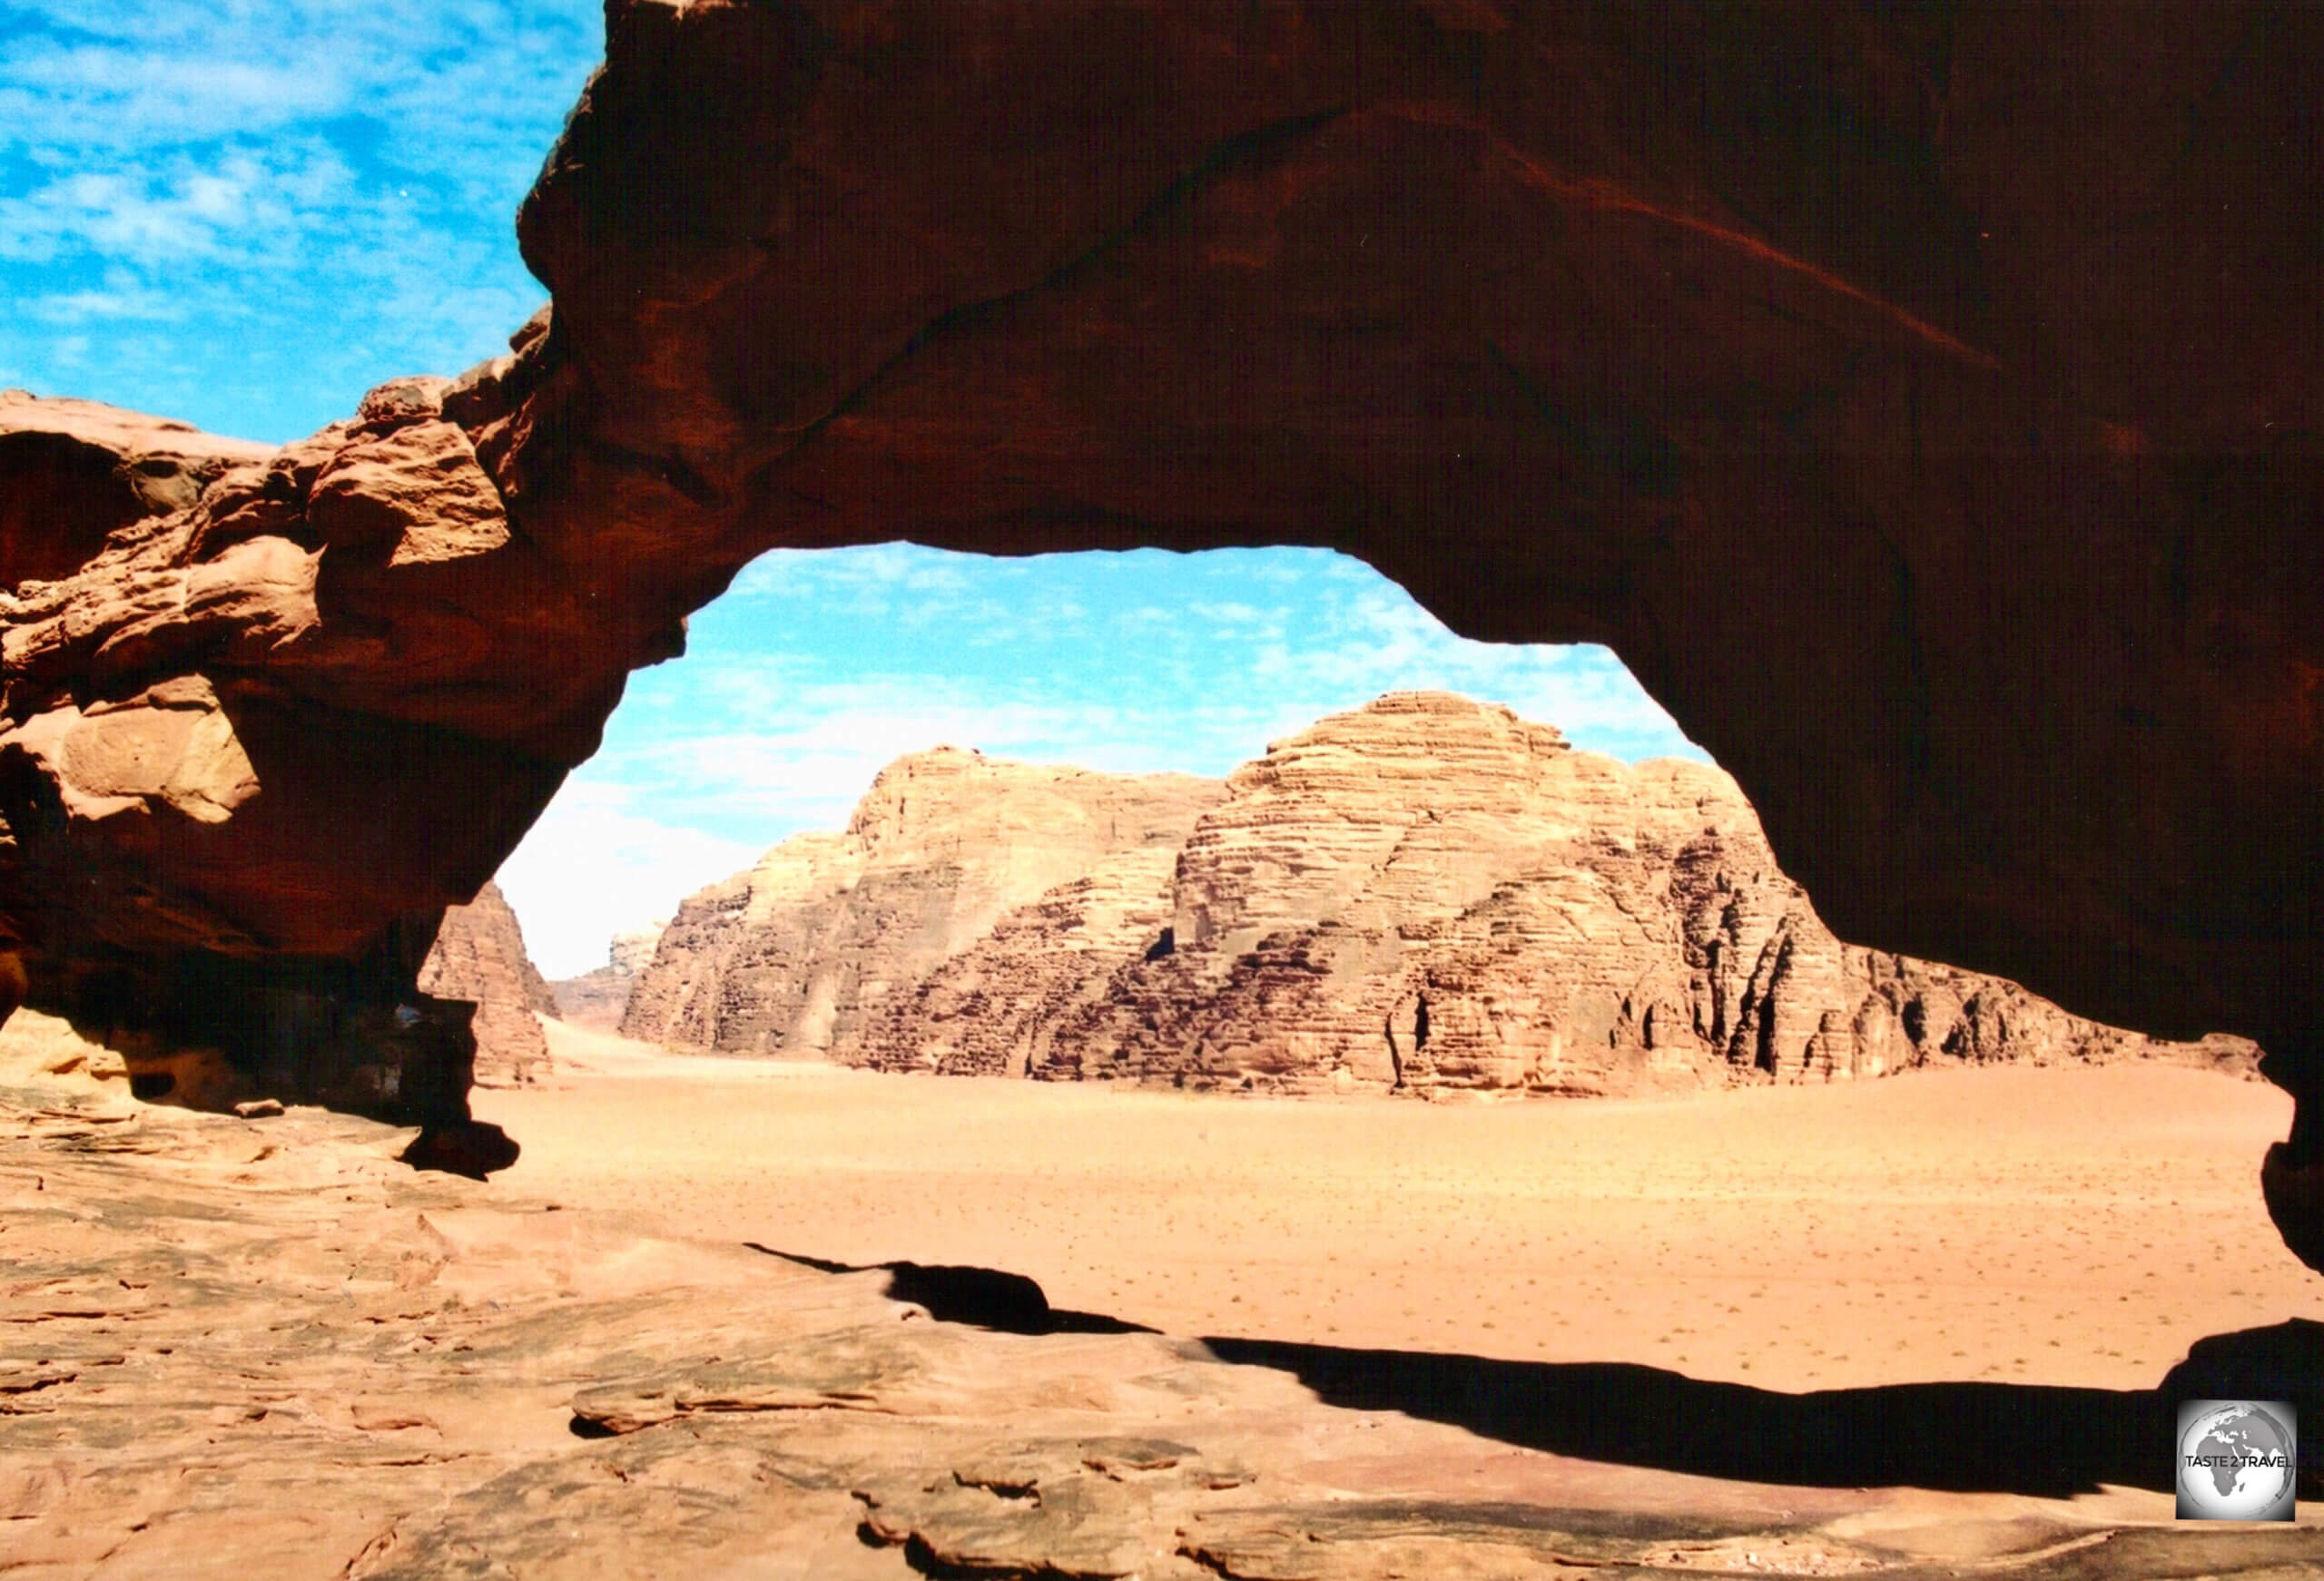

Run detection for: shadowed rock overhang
[[3, 2, 2322, 1252]]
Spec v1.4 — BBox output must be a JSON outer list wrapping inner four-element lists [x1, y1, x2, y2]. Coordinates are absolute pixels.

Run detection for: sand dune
[[474, 1017, 2324, 1396]]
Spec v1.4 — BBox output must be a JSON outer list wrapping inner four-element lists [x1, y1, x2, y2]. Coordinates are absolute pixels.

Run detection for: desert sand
[[13, 1015, 2324, 1576], [482, 1019, 2324, 1398]]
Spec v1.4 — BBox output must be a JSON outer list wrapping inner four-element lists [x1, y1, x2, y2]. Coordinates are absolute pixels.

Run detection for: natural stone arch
[[4, 2, 2323, 1257]]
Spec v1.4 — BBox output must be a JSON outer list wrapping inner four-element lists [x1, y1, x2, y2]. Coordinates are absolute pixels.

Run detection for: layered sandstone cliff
[[976, 694, 2251, 1094], [643, 694, 2250, 1091], [621, 749, 1224, 1056], [415, 880, 556, 1085]]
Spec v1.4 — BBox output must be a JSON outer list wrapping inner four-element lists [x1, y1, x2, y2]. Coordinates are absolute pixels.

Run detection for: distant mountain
[[609, 693, 2258, 1093], [550, 922, 666, 1032], [418, 880, 556, 1085], [617, 746, 1226, 1056]]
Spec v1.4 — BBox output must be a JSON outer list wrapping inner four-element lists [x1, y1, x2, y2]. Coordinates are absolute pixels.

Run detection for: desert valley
[[9, 3, 2324, 1575], [438, 692, 2313, 1399], [7, 687, 2322, 1573]]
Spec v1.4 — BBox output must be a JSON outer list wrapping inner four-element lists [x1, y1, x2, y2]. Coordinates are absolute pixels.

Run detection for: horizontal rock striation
[[621, 748, 1223, 1056], [1040, 694, 2227, 1095], [670, 693, 2253, 1093], [852, 844, 1188, 1078]]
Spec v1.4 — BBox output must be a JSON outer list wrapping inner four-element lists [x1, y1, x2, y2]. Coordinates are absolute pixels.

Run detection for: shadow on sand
[[744, 1244, 1155, 1336], [1201, 1323, 2324, 1499], [744, 1246, 2324, 1500], [1205, 1338, 2173, 1497]]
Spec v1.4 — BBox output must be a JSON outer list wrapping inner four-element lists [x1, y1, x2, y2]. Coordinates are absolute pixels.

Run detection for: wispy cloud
[[0, 2, 598, 439]]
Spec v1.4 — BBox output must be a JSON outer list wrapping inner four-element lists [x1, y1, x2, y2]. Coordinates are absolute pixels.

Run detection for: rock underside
[[626, 693, 2254, 1095], [5, 1052, 2320, 1577], [1, 2, 2322, 1252]]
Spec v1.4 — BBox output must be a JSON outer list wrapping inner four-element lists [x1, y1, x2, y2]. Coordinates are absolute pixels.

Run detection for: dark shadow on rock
[[2160, 1319, 2324, 1496], [743, 1244, 1153, 1337], [399, 1119, 520, 1180], [1204, 1321, 2324, 1500]]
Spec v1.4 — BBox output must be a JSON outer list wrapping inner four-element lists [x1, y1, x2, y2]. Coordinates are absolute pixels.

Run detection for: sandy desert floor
[[12, 1017, 2324, 1576], [477, 1022, 2324, 1397]]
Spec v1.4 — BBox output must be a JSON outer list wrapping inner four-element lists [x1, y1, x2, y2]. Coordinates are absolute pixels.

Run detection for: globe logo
[[2176, 1399, 2298, 1521]]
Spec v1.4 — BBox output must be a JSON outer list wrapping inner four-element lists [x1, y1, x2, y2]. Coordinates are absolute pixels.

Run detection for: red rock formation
[[416, 881, 556, 1085], [502, 3, 2324, 1252], [3, 5, 2322, 1248], [855, 845, 1187, 1078], [0, 386, 565, 1147], [852, 695, 2252, 1093], [622, 749, 1223, 1055]]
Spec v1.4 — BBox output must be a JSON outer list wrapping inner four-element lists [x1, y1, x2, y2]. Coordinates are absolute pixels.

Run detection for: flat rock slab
[[2, 1085, 2318, 1578]]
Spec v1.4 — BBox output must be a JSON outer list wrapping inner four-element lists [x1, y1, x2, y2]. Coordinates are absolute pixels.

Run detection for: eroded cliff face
[[3, 3, 2321, 1244], [621, 693, 2250, 1091], [623, 749, 1223, 1055], [415, 881, 555, 1086], [837, 695, 2252, 1093]]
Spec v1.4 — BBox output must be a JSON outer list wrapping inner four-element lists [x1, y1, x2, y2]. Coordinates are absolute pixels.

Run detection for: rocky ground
[[9, 1020, 2321, 1577]]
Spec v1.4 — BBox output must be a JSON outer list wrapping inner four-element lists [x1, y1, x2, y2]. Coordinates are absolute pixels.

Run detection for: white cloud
[[0, 147, 347, 267], [0, 2, 597, 438], [495, 787, 763, 979]]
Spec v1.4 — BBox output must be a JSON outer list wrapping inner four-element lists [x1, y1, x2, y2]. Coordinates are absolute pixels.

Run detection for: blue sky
[[0, 1, 597, 440], [1, 1, 1703, 977]]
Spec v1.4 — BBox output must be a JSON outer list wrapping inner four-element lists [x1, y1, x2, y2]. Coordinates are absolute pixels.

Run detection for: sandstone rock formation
[[854, 844, 1191, 1078], [4, 5, 2324, 1255], [414, 880, 555, 1085], [549, 920, 665, 1031], [10, 1059, 2307, 1576], [836, 695, 2253, 1092], [622, 749, 1223, 1055], [0, 384, 577, 1148]]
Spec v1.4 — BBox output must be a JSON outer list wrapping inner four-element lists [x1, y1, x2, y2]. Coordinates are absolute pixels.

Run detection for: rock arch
[[5, 1, 2324, 1256]]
